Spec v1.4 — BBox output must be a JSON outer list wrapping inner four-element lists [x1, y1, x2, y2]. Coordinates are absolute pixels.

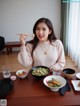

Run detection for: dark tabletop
[[0, 72, 80, 106]]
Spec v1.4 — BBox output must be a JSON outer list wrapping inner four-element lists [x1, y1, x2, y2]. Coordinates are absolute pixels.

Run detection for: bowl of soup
[[63, 68, 75, 79]]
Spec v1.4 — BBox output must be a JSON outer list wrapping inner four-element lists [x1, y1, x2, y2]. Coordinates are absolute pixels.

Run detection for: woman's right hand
[[18, 34, 27, 46]]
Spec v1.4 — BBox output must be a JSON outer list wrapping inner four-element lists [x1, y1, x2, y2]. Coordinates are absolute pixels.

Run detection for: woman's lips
[[39, 35, 44, 38]]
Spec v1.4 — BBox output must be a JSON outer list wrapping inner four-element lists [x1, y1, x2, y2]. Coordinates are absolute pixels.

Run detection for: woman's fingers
[[19, 34, 27, 45]]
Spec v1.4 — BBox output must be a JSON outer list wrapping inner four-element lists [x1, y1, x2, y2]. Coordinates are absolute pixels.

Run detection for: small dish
[[76, 72, 80, 79], [16, 69, 28, 79], [71, 80, 80, 91]]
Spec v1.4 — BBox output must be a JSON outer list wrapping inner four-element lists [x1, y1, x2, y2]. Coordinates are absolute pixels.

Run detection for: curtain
[[67, 2, 80, 69], [61, 0, 80, 69], [61, 1, 70, 55]]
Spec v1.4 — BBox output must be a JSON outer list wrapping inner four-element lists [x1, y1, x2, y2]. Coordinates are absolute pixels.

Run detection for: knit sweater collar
[[38, 40, 56, 46], [38, 40, 50, 46]]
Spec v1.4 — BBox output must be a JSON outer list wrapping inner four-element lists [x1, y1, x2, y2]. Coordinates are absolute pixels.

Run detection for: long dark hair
[[27, 17, 57, 56]]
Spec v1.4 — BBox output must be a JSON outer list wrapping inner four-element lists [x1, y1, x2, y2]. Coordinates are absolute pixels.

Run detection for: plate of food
[[30, 66, 50, 78], [71, 80, 80, 91]]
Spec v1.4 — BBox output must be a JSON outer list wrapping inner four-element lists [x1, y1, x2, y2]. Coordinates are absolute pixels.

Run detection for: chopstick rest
[[59, 79, 71, 95]]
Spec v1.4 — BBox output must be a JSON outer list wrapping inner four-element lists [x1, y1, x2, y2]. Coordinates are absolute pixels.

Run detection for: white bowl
[[16, 69, 28, 79], [76, 72, 80, 79], [43, 75, 66, 91]]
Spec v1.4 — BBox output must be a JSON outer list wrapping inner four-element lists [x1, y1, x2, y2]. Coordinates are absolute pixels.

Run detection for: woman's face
[[35, 22, 51, 42]]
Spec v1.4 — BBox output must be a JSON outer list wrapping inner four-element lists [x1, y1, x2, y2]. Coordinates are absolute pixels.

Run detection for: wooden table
[[5, 42, 21, 55], [0, 72, 80, 106]]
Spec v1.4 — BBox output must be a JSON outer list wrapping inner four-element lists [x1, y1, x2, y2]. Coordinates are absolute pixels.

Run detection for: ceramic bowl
[[43, 75, 66, 91], [16, 69, 28, 79], [63, 68, 75, 79], [30, 66, 50, 79]]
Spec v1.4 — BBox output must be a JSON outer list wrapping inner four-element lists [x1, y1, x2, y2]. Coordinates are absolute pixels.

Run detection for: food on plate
[[78, 82, 80, 87], [32, 67, 49, 76], [18, 71, 27, 76], [46, 78, 61, 87]]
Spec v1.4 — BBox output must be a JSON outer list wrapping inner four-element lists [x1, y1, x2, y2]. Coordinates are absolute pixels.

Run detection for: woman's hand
[[18, 34, 27, 46], [17, 33, 35, 46]]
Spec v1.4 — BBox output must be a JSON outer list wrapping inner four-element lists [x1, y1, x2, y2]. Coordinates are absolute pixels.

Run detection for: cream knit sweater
[[18, 39, 65, 71]]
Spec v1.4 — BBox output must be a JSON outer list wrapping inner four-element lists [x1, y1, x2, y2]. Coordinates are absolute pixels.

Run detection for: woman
[[18, 17, 65, 72]]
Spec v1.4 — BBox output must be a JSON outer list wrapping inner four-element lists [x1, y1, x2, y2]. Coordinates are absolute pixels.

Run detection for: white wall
[[0, 0, 61, 42]]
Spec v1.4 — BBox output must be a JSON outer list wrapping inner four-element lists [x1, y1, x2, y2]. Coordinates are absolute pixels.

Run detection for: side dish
[[18, 71, 26, 76], [16, 69, 28, 79], [32, 67, 49, 76]]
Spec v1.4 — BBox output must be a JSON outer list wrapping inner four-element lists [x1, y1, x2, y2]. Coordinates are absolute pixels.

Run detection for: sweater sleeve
[[18, 43, 33, 67], [50, 40, 65, 71]]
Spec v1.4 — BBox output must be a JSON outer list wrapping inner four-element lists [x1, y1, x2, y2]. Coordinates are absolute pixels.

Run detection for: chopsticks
[[16, 33, 35, 38]]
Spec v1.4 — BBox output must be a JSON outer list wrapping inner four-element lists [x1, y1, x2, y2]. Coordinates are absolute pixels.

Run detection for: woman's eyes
[[43, 28, 46, 31], [36, 28, 46, 31]]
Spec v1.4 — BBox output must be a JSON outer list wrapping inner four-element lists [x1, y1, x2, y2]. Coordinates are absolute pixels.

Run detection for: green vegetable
[[32, 68, 49, 76]]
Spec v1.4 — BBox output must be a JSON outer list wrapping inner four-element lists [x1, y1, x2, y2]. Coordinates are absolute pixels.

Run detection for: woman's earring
[[32, 34, 35, 38]]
